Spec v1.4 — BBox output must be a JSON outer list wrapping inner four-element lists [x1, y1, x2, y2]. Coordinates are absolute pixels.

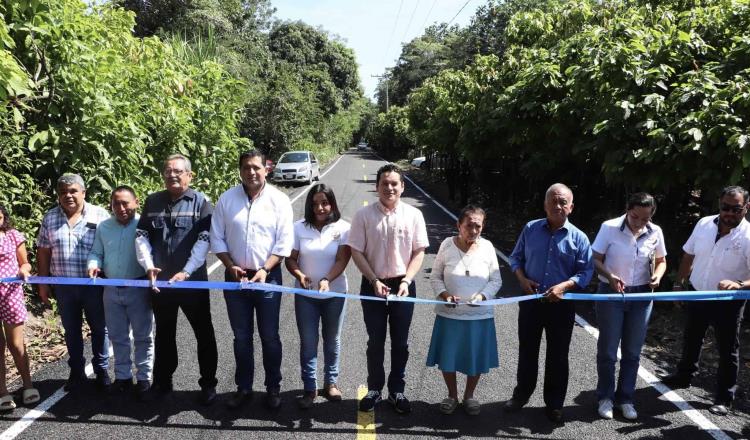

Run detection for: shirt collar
[[243, 181, 266, 201], [543, 217, 570, 232], [56, 202, 89, 220], [167, 188, 195, 204], [376, 200, 400, 215], [618, 214, 654, 238]]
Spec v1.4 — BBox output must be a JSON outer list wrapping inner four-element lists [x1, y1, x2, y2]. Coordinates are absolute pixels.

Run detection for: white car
[[411, 156, 426, 168], [272, 151, 321, 184]]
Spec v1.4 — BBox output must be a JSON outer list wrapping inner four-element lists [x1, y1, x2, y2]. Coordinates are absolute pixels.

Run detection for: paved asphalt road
[[0, 150, 748, 439]]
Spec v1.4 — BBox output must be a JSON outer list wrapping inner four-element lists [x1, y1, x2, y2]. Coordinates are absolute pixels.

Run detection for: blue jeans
[[595, 282, 653, 404], [223, 267, 283, 392], [294, 295, 346, 391], [103, 286, 154, 381], [55, 284, 109, 376]]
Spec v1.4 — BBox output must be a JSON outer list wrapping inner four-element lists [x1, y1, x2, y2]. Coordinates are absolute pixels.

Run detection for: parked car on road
[[357, 142, 368, 151], [411, 156, 426, 168], [272, 151, 321, 185]]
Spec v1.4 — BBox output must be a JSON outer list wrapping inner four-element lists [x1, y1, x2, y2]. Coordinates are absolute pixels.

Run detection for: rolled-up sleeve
[[271, 196, 294, 257], [209, 195, 229, 255], [569, 234, 594, 289], [509, 225, 528, 273], [347, 209, 366, 253]]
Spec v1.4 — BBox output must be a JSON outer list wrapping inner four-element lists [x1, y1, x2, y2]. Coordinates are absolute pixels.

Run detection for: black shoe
[[388, 392, 412, 414], [545, 407, 563, 423], [64, 373, 87, 392], [358, 390, 382, 412], [95, 373, 112, 392], [503, 397, 526, 412], [142, 381, 172, 401], [226, 390, 253, 409], [709, 403, 729, 416], [265, 390, 282, 409], [199, 386, 217, 406], [111, 378, 133, 393], [660, 373, 691, 389], [135, 380, 151, 401]]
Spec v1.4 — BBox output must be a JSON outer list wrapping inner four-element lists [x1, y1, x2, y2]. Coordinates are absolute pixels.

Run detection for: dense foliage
[[371, 0, 750, 214], [1, 0, 367, 252]]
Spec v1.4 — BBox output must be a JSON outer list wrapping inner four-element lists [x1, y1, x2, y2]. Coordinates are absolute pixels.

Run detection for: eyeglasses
[[163, 168, 187, 177], [720, 203, 746, 214]]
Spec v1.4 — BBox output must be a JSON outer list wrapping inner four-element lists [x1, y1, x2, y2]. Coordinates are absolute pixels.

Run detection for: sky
[[271, 0, 481, 100]]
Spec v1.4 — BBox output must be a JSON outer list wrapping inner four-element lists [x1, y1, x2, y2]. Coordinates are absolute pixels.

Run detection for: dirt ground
[[404, 163, 750, 414]]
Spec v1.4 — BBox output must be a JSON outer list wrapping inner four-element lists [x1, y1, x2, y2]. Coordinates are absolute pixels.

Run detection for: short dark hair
[[720, 185, 749, 204], [376, 164, 404, 185], [626, 192, 657, 214], [0, 204, 12, 232], [304, 184, 341, 227], [239, 149, 265, 168], [111, 185, 137, 199], [458, 204, 486, 225]]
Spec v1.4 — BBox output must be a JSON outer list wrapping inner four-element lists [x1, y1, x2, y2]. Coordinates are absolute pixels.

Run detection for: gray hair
[[545, 183, 573, 201], [164, 154, 192, 172], [57, 174, 86, 190]]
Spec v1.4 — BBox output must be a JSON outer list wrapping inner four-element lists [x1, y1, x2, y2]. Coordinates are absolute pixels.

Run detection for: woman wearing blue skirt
[[427, 205, 502, 415]]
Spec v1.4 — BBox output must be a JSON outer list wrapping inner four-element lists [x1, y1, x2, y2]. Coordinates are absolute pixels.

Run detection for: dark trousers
[[360, 276, 415, 394], [152, 289, 218, 389], [513, 299, 575, 409], [676, 300, 746, 404]]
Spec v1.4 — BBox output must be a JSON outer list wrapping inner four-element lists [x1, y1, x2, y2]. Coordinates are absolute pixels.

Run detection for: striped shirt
[[36, 203, 111, 277]]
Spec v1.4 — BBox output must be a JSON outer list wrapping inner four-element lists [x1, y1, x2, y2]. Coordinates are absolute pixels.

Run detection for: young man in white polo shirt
[[210, 150, 294, 410], [348, 163, 429, 414], [662, 186, 750, 416]]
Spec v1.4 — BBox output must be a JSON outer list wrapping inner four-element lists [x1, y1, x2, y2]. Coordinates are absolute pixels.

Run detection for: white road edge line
[[0, 153, 347, 440], [402, 172, 732, 440]]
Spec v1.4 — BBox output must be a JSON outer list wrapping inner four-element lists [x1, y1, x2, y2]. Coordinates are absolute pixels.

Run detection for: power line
[[400, 0, 421, 43], [382, 0, 406, 66], [420, 0, 439, 31], [445, 0, 473, 27]]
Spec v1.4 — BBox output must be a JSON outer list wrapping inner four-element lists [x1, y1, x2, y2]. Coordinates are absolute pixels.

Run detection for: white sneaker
[[619, 403, 638, 420], [598, 399, 613, 419]]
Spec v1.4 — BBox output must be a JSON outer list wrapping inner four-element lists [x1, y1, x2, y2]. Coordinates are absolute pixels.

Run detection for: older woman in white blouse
[[427, 205, 502, 416]]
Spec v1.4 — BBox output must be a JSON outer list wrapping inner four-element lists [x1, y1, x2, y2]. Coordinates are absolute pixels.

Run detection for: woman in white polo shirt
[[592, 192, 667, 421], [426, 205, 502, 416], [285, 184, 351, 409]]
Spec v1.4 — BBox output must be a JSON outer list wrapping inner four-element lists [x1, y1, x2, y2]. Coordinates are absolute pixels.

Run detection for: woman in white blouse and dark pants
[[427, 205, 502, 416], [286, 184, 351, 409], [592, 192, 667, 421]]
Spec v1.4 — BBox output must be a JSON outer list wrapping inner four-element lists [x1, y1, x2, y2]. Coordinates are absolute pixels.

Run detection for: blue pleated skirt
[[426, 315, 499, 376]]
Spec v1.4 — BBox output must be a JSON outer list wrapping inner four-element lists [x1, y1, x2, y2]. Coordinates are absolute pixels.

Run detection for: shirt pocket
[[174, 216, 193, 229], [720, 243, 745, 273], [151, 216, 166, 230]]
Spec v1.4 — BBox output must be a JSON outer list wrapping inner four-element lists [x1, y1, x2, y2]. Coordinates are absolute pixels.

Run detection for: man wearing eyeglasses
[[135, 154, 218, 405], [661, 185, 750, 416]]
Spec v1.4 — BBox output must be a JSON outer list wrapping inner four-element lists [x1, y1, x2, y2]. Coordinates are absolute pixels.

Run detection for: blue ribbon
[[2, 277, 749, 305]]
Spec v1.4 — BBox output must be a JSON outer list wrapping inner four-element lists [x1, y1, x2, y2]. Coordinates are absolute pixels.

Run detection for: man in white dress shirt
[[661, 186, 750, 416], [210, 150, 294, 410]]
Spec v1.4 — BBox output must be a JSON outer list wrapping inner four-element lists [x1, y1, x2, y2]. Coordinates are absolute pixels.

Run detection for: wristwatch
[[400, 278, 412, 286], [257, 267, 269, 274], [320, 277, 329, 283], [736, 280, 745, 289], [371, 277, 382, 287]]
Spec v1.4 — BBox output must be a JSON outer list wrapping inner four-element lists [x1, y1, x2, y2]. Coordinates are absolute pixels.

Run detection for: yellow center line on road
[[363, 175, 367, 182], [356, 385, 376, 440]]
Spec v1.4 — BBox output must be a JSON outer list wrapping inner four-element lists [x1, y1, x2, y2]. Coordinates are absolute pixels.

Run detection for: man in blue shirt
[[88, 186, 153, 400], [504, 183, 593, 423]]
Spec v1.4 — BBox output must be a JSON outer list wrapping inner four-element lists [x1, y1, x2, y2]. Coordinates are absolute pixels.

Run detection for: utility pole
[[372, 69, 391, 112]]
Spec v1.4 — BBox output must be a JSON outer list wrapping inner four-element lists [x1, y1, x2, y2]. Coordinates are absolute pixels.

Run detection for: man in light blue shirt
[[88, 186, 154, 399], [504, 183, 593, 423]]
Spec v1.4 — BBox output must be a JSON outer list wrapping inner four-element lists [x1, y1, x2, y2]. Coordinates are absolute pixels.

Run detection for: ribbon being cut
[[2, 276, 750, 305]]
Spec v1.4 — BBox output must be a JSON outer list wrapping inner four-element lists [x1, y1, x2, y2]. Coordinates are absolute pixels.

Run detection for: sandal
[[22, 388, 40, 405], [439, 397, 459, 414], [0, 394, 16, 412], [463, 397, 481, 415]]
